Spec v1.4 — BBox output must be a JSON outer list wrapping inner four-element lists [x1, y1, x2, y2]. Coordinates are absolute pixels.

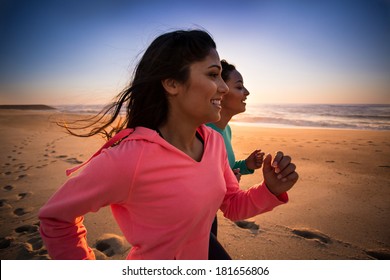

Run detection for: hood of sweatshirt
[[66, 124, 215, 176]]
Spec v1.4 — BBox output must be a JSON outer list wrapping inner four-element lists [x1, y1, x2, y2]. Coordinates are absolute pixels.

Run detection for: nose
[[244, 87, 250, 96], [218, 79, 229, 96]]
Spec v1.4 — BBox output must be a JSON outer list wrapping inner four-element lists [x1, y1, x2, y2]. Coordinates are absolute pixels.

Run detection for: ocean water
[[54, 104, 390, 131], [232, 104, 390, 131]]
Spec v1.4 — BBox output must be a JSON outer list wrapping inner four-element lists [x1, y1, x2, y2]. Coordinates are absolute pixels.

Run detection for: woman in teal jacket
[[207, 60, 264, 180], [207, 60, 266, 259]]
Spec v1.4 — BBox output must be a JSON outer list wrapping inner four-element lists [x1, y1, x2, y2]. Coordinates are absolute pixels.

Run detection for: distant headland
[[0, 104, 57, 110]]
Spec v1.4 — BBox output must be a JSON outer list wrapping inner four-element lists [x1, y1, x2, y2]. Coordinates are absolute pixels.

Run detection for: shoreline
[[7, 102, 387, 132], [3, 108, 389, 132], [0, 110, 389, 260]]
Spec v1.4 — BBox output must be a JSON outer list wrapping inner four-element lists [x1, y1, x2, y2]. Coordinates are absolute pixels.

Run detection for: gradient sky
[[1, 0, 389, 105]]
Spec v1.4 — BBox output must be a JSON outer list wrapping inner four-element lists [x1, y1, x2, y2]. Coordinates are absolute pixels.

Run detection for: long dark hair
[[60, 29, 217, 139]]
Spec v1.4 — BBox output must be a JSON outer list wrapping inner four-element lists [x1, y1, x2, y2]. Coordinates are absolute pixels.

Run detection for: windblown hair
[[220, 59, 236, 82], [59, 29, 217, 139]]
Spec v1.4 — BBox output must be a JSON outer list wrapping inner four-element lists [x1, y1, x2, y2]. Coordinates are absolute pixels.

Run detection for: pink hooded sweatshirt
[[38, 125, 288, 260]]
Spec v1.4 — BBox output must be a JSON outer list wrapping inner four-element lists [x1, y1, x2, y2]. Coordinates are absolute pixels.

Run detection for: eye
[[209, 73, 219, 78]]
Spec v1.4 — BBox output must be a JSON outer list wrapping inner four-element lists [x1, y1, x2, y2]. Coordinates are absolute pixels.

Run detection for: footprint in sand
[[0, 199, 12, 208], [13, 207, 32, 217], [10, 225, 46, 259], [53, 154, 83, 165], [291, 228, 332, 245], [94, 233, 130, 257], [36, 164, 48, 169], [14, 242, 36, 259], [27, 236, 44, 250], [0, 237, 14, 249], [3, 185, 13, 191], [15, 224, 39, 234], [0, 199, 11, 208], [365, 249, 390, 260], [17, 192, 32, 200], [235, 220, 260, 232], [65, 158, 83, 165], [56, 155, 67, 159], [16, 174, 27, 180], [21, 165, 34, 171]]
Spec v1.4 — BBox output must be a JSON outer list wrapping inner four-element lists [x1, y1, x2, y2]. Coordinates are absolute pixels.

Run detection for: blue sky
[[1, 0, 389, 105]]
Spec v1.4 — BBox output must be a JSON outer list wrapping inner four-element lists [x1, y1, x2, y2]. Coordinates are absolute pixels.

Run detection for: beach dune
[[0, 109, 389, 260]]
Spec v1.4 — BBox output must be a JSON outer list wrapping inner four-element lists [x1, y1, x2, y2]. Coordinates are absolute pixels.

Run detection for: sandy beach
[[0, 109, 389, 260]]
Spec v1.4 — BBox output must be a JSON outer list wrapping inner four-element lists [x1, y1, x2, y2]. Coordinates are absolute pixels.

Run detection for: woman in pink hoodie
[[38, 29, 299, 260]]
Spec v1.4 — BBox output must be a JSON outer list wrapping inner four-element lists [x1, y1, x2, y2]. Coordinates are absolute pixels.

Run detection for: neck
[[212, 110, 233, 130], [158, 116, 203, 161], [159, 122, 197, 148]]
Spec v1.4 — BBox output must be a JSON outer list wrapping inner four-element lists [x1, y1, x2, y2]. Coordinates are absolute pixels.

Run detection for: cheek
[[182, 83, 212, 110], [223, 92, 241, 106], [190, 80, 214, 98]]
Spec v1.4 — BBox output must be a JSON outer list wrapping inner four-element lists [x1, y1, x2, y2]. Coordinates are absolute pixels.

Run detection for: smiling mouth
[[211, 99, 222, 108]]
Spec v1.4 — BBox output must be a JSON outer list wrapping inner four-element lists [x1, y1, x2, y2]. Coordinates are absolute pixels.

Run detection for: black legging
[[208, 216, 231, 260]]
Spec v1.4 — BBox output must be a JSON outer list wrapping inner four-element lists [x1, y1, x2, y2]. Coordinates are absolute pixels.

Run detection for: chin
[[207, 113, 221, 123], [235, 108, 245, 114]]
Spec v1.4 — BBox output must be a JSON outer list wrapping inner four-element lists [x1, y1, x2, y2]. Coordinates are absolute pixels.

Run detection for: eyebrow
[[208, 64, 221, 70]]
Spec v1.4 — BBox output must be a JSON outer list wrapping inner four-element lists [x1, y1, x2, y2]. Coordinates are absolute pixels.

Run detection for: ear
[[161, 78, 180, 96]]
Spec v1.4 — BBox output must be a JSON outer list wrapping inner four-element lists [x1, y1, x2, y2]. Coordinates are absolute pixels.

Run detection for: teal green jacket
[[206, 123, 254, 175]]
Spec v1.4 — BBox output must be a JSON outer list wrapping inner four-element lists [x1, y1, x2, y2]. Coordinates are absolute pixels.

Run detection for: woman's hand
[[245, 149, 265, 170], [262, 151, 298, 196], [233, 168, 241, 182]]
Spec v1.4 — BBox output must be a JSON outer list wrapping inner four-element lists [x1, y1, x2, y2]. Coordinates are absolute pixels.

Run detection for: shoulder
[[199, 124, 223, 140], [226, 124, 232, 134], [101, 127, 159, 163], [198, 125, 224, 145]]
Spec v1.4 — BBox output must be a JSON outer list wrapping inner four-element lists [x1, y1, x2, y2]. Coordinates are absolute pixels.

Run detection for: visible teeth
[[211, 99, 221, 105]]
